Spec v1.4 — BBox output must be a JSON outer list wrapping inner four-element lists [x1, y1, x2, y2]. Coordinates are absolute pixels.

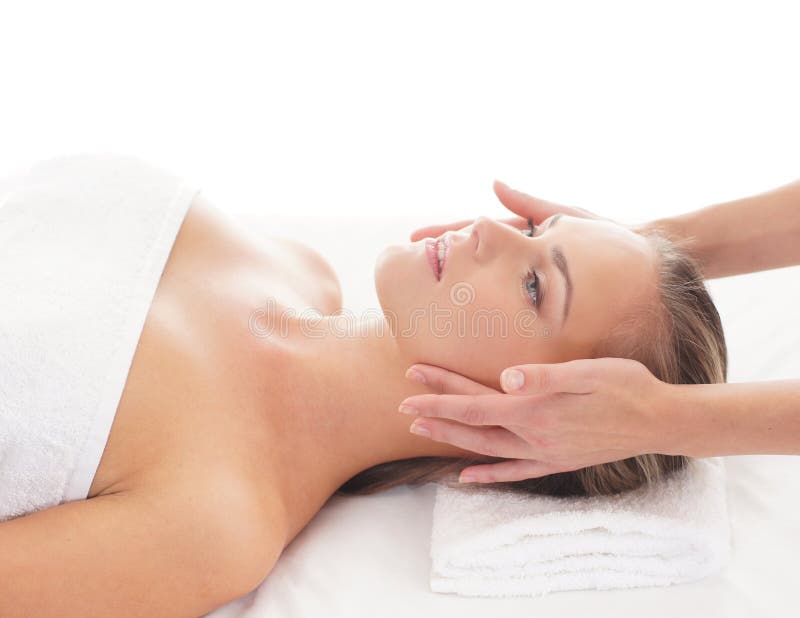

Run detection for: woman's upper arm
[[0, 488, 271, 618]]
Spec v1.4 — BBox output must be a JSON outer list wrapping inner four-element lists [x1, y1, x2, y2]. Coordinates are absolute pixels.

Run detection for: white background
[[1, 0, 799, 224]]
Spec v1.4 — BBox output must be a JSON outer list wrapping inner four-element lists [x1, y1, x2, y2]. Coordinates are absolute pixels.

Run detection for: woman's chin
[[374, 244, 417, 311], [373, 247, 393, 309]]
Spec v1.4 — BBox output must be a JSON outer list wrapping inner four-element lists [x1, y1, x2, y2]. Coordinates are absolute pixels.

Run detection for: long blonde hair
[[335, 231, 727, 498]]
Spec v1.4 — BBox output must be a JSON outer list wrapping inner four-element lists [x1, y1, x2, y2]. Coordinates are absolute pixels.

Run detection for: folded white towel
[[0, 153, 200, 522], [430, 456, 731, 597]]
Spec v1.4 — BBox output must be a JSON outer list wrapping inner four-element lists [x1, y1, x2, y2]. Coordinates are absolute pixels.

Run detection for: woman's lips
[[425, 236, 449, 281]]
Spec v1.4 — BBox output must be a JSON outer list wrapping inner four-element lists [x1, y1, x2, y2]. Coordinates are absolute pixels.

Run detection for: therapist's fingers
[[493, 180, 600, 223], [404, 363, 498, 396], [409, 215, 528, 242], [499, 359, 600, 395], [409, 219, 475, 242], [457, 458, 563, 483], [408, 418, 532, 460], [409, 178, 597, 243], [399, 392, 543, 426]]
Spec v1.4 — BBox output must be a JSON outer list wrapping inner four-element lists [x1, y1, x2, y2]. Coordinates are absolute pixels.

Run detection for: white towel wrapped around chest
[[430, 456, 731, 597], [0, 153, 200, 522]]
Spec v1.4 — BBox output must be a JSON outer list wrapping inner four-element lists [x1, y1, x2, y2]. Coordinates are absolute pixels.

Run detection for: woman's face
[[374, 215, 659, 388]]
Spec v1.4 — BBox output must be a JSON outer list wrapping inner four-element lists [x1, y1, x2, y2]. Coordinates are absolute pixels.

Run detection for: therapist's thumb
[[500, 360, 597, 395], [492, 180, 595, 223]]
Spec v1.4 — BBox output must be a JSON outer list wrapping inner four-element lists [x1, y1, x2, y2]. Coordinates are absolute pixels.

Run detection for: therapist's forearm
[[666, 380, 800, 458], [645, 179, 800, 279]]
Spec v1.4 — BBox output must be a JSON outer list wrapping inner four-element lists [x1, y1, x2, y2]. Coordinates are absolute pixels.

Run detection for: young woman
[[0, 155, 726, 616]]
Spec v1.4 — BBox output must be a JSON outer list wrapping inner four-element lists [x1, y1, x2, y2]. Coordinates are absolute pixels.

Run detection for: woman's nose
[[472, 216, 523, 261]]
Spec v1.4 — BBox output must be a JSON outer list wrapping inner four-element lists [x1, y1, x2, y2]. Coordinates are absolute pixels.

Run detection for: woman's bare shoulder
[[189, 193, 343, 315], [270, 236, 343, 315]]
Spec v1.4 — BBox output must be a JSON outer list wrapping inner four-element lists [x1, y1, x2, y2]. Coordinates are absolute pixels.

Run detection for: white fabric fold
[[0, 153, 200, 522], [430, 457, 731, 597]]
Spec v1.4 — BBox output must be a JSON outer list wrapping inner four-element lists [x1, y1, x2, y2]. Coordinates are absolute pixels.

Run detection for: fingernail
[[409, 421, 431, 437], [405, 367, 426, 384], [501, 368, 524, 391], [459, 474, 476, 483], [398, 404, 418, 415]]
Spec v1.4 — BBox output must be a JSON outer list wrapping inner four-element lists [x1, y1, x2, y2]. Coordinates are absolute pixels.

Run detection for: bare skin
[[5, 176, 789, 614], [12, 186, 653, 615], [87, 193, 486, 562], [403, 179, 800, 484], [4, 192, 491, 616]]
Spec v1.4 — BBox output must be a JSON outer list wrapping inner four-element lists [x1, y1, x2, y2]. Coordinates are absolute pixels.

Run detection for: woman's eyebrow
[[544, 213, 563, 231], [552, 246, 572, 325]]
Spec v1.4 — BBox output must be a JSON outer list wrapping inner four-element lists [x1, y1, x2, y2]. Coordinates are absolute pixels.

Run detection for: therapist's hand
[[400, 358, 677, 483], [409, 180, 613, 242]]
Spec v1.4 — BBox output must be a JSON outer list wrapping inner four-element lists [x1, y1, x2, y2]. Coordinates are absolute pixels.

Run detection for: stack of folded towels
[[430, 456, 731, 597]]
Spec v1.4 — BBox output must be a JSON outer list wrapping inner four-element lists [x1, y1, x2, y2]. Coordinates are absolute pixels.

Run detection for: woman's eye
[[521, 219, 540, 306], [523, 269, 539, 307]]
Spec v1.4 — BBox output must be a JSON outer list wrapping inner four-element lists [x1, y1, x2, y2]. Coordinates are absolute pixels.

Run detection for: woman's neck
[[258, 313, 483, 545]]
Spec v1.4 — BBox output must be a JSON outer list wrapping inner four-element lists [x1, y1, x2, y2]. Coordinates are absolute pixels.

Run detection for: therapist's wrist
[[648, 381, 696, 458], [657, 382, 723, 459], [633, 215, 688, 244], [635, 213, 721, 279]]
